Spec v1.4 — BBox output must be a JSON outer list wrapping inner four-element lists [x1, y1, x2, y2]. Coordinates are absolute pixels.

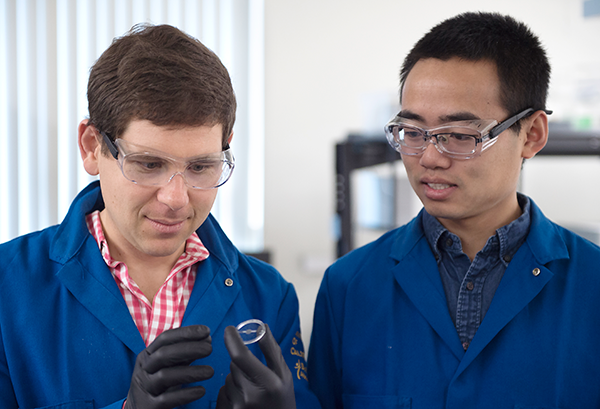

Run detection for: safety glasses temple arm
[[488, 108, 553, 139], [101, 131, 120, 160]]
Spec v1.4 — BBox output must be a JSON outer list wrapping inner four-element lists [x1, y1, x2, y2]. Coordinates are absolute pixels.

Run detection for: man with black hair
[[309, 12, 600, 408]]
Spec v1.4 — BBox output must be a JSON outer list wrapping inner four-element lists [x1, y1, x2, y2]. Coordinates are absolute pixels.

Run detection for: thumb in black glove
[[125, 325, 214, 409], [216, 323, 296, 409]]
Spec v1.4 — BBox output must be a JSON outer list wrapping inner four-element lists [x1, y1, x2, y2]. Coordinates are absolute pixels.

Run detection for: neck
[[437, 198, 522, 261], [108, 241, 185, 304]]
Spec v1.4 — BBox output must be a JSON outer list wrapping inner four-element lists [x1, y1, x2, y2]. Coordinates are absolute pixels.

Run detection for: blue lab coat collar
[[388, 198, 569, 372]]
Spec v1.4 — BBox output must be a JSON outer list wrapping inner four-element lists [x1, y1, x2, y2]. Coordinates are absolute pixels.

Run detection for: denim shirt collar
[[422, 193, 531, 265]]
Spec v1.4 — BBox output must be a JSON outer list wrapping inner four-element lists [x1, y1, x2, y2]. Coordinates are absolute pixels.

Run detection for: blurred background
[[1, 0, 600, 344]]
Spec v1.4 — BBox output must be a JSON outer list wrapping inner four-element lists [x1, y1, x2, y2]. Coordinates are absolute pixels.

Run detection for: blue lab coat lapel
[[50, 182, 146, 355], [56, 239, 146, 355], [182, 214, 241, 331], [390, 215, 465, 361], [182, 255, 241, 331], [452, 200, 568, 378]]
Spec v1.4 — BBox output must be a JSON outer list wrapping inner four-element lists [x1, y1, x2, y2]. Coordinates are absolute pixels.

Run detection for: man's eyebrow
[[439, 112, 481, 122], [398, 110, 424, 121], [398, 110, 481, 124]]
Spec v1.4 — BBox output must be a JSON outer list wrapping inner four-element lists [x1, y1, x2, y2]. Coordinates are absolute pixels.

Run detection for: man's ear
[[78, 120, 101, 176], [521, 110, 549, 159], [226, 131, 233, 146]]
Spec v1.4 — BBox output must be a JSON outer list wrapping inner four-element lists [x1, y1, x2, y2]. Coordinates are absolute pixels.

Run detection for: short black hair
[[400, 12, 550, 120]]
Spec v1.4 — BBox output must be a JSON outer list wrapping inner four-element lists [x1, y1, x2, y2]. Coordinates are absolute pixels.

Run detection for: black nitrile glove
[[216, 324, 296, 409], [125, 325, 214, 409]]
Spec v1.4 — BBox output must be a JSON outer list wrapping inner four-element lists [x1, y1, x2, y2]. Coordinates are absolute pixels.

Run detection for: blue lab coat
[[0, 181, 318, 409], [308, 199, 600, 408]]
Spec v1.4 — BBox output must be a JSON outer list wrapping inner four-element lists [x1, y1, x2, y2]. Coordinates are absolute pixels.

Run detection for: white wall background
[[262, 0, 600, 342]]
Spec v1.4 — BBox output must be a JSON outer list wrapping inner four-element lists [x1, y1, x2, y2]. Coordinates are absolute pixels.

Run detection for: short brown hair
[[87, 23, 236, 150]]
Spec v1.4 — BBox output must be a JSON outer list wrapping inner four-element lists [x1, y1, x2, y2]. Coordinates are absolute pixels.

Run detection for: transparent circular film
[[236, 319, 266, 345]]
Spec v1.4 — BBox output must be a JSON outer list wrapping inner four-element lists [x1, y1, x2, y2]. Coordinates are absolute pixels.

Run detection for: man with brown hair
[[0, 24, 318, 409]]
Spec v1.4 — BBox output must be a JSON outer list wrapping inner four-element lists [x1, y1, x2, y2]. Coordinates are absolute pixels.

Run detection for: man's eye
[[449, 133, 473, 141], [129, 157, 166, 171], [402, 129, 422, 139], [189, 161, 218, 174], [436, 133, 474, 143], [142, 161, 162, 169]]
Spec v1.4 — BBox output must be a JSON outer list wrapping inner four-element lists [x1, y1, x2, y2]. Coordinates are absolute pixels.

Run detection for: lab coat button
[[225, 278, 234, 287], [532, 268, 541, 277]]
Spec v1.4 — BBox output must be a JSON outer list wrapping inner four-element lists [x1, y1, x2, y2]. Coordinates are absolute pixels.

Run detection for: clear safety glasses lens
[[385, 123, 485, 159], [112, 138, 235, 189]]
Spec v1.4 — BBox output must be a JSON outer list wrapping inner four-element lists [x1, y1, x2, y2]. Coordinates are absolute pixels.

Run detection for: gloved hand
[[125, 325, 214, 409], [216, 324, 296, 409]]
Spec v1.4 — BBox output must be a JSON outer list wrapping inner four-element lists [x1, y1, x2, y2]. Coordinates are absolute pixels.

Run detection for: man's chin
[[140, 238, 188, 259], [422, 203, 462, 222]]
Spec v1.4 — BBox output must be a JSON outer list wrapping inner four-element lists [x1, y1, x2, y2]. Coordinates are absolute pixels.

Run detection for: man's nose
[[419, 138, 451, 169], [157, 173, 190, 211]]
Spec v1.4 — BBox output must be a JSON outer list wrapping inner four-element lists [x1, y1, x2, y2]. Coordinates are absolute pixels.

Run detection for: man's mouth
[[151, 219, 186, 225], [427, 183, 453, 190]]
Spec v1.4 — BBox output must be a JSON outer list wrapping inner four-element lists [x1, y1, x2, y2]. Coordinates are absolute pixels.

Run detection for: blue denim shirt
[[422, 194, 531, 351]]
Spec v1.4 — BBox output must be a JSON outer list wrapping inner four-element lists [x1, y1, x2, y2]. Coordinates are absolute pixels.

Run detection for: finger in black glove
[[125, 325, 215, 409], [216, 324, 296, 409]]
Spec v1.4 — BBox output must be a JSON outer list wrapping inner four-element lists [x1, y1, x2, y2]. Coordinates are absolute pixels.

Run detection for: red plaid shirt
[[86, 210, 209, 346]]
